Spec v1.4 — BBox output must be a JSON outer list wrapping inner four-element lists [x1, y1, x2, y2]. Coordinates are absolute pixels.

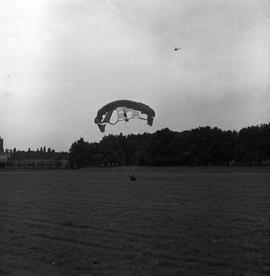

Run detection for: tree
[[69, 138, 92, 168]]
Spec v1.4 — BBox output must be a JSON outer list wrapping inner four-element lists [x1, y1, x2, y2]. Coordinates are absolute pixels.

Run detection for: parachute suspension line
[[107, 120, 119, 125], [118, 121, 130, 180], [107, 117, 146, 128], [108, 118, 129, 126], [108, 117, 146, 126], [123, 120, 129, 166], [123, 120, 138, 179]]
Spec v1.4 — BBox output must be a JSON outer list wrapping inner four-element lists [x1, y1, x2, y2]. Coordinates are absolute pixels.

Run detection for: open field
[[0, 167, 270, 275]]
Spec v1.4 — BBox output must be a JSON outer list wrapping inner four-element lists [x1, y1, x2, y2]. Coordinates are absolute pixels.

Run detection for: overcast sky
[[1, 0, 269, 151]]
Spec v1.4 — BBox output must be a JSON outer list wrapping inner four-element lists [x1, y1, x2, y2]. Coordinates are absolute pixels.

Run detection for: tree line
[[69, 123, 270, 168], [9, 147, 68, 161]]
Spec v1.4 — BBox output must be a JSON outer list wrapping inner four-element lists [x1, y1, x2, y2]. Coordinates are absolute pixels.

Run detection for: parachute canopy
[[94, 99, 155, 132]]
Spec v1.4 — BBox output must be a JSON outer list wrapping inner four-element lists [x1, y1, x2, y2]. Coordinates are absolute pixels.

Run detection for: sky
[[0, 0, 269, 151]]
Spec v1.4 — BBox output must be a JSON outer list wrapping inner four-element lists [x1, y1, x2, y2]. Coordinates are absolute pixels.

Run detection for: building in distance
[[0, 137, 69, 169]]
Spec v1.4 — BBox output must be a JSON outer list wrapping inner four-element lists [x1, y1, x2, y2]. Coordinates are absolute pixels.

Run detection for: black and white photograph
[[1, 0, 270, 275]]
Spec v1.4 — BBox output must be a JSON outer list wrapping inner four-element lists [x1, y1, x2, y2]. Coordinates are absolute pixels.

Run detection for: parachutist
[[128, 174, 136, 181]]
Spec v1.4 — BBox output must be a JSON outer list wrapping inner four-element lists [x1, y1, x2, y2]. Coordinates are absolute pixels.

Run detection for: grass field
[[0, 167, 270, 275]]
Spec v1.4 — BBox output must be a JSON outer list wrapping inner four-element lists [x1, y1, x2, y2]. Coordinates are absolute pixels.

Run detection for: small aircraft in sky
[[174, 48, 181, 51]]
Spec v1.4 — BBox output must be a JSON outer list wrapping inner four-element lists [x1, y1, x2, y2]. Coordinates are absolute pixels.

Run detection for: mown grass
[[0, 167, 270, 275]]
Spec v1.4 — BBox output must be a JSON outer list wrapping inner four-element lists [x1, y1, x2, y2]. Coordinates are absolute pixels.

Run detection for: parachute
[[94, 100, 155, 181], [94, 99, 155, 132]]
